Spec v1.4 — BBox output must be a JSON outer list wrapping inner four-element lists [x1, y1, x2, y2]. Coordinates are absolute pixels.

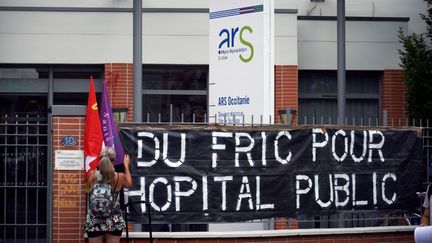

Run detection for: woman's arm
[[120, 154, 133, 189], [421, 208, 430, 226], [85, 170, 97, 192]]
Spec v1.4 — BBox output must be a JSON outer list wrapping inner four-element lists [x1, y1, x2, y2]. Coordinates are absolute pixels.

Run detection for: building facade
[[0, 0, 428, 242]]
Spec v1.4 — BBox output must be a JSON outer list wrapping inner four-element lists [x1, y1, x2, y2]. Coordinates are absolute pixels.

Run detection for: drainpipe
[[133, 0, 143, 122], [337, 0, 346, 125]]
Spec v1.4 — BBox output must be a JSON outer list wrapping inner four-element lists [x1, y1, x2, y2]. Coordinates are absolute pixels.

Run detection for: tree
[[423, 0, 432, 39], [399, 0, 432, 121]]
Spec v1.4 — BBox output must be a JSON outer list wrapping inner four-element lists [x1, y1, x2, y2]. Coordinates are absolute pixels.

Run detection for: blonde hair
[[100, 147, 116, 163], [98, 156, 115, 184]]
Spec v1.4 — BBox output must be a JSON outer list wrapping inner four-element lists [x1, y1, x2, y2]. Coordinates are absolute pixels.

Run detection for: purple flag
[[100, 81, 125, 165]]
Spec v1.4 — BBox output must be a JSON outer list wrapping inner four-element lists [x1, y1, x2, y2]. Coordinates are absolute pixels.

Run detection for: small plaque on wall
[[55, 150, 84, 170], [61, 136, 77, 147]]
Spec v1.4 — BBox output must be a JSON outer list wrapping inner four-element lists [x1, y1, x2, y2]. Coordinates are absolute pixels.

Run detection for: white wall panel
[[298, 20, 408, 70], [0, 0, 295, 9], [0, 0, 132, 8], [0, 34, 132, 63], [274, 14, 297, 65], [298, 42, 336, 70], [0, 35, 210, 64], [144, 36, 208, 64], [0, 12, 210, 36], [298, 21, 408, 42], [0, 11, 209, 64], [346, 42, 403, 70], [275, 37, 297, 65], [143, 13, 208, 36], [0, 12, 131, 35], [275, 14, 297, 37], [0, 0, 207, 8], [347, 21, 407, 42], [298, 21, 335, 42], [294, 0, 426, 34], [298, 41, 404, 70]]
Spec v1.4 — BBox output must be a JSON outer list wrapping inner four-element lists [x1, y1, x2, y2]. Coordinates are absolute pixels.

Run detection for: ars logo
[[218, 26, 254, 63]]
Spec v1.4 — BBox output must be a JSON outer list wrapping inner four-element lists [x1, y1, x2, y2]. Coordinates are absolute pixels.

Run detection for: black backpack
[[90, 177, 119, 217]]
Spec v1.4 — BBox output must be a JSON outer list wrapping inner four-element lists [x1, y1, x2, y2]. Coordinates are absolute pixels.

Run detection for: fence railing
[[3, 111, 429, 232], [139, 106, 429, 128]]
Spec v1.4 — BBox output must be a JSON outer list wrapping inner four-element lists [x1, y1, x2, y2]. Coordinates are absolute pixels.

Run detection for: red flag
[[84, 76, 103, 178]]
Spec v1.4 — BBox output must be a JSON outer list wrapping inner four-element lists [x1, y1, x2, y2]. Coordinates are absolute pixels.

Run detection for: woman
[[85, 148, 132, 243]]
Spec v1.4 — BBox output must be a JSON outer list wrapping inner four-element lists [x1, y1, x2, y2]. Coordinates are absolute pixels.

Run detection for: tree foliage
[[399, 0, 432, 120], [422, 0, 432, 39]]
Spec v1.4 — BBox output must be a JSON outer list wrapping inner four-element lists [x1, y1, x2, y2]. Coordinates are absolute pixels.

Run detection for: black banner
[[119, 125, 424, 223]]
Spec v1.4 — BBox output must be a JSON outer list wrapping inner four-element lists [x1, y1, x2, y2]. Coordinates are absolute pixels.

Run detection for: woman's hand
[[124, 154, 130, 168], [122, 154, 133, 188]]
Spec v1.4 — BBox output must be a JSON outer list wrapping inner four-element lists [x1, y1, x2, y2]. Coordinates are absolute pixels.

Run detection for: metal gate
[[0, 114, 48, 242]]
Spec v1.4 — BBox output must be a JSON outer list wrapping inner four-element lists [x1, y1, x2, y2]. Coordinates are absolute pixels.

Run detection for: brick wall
[[273, 65, 298, 229], [274, 65, 298, 124], [52, 116, 86, 243], [105, 63, 134, 122], [381, 69, 407, 126]]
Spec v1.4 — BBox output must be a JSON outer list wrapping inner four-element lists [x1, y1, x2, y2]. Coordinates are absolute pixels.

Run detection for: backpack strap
[[111, 174, 120, 203], [113, 173, 120, 192]]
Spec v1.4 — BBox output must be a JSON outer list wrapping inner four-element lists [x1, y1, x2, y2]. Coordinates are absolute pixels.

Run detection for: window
[[142, 65, 208, 123], [297, 70, 384, 229], [298, 70, 380, 126], [0, 65, 49, 79], [140, 65, 209, 231]]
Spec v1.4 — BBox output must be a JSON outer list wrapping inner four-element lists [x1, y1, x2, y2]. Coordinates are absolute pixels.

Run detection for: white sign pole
[[209, 0, 275, 124], [264, 0, 275, 121]]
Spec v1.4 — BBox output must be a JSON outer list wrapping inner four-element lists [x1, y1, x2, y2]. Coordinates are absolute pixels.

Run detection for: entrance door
[[0, 95, 48, 242]]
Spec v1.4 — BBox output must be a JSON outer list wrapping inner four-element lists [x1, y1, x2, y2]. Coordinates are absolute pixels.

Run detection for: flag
[[100, 81, 125, 165], [84, 76, 103, 178]]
